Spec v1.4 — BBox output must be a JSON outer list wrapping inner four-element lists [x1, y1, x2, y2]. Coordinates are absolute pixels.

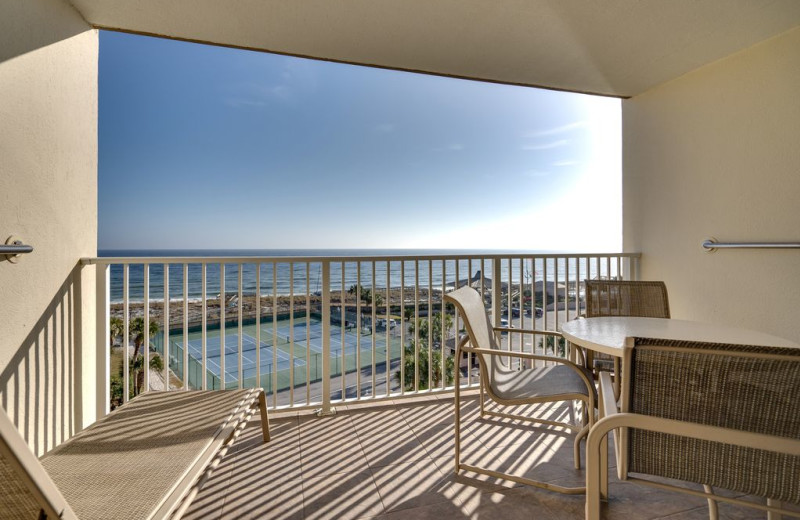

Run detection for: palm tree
[[348, 283, 383, 307], [396, 312, 456, 390], [538, 335, 566, 357], [132, 353, 165, 395], [408, 313, 453, 346], [129, 317, 159, 362], [394, 344, 455, 391], [129, 317, 159, 395], [109, 317, 124, 349]]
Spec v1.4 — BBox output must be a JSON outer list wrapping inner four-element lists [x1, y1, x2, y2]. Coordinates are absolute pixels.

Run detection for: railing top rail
[[82, 252, 641, 265]]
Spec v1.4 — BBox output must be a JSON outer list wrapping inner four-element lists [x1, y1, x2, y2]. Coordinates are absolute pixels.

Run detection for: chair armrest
[[492, 327, 562, 337], [461, 345, 567, 364], [598, 371, 624, 475], [598, 372, 618, 420], [585, 412, 800, 520], [461, 345, 595, 403], [588, 412, 800, 458]]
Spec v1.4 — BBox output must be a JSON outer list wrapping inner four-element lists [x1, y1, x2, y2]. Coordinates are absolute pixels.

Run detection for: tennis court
[[186, 333, 305, 385], [270, 321, 384, 357], [171, 318, 401, 390]]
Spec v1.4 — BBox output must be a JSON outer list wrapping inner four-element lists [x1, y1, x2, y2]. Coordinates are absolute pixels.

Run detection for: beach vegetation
[[131, 353, 164, 395], [395, 313, 456, 390], [348, 283, 384, 307], [130, 317, 160, 362], [538, 335, 566, 357], [394, 345, 454, 391], [129, 318, 160, 395], [408, 313, 453, 347], [109, 317, 124, 348]]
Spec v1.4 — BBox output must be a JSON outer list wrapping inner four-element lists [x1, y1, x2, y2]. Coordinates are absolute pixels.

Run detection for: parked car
[[499, 317, 514, 334]]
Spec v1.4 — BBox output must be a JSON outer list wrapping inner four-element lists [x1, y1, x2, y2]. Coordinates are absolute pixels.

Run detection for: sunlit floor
[[184, 393, 780, 520]]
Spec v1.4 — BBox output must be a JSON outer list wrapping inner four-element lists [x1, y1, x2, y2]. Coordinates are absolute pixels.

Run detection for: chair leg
[[767, 498, 782, 520], [257, 390, 270, 442], [573, 423, 590, 470], [572, 399, 594, 470], [600, 429, 608, 500], [454, 362, 461, 475], [479, 381, 486, 417], [586, 431, 603, 520], [703, 485, 719, 520], [569, 399, 577, 430]]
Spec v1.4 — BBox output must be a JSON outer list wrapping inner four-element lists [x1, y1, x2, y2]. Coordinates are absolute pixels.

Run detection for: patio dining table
[[561, 316, 800, 396]]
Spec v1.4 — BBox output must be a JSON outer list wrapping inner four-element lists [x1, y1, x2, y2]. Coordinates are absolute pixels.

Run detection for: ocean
[[101, 249, 617, 304]]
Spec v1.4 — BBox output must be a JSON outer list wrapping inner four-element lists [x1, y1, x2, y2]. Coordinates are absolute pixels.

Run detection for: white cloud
[[526, 121, 587, 137], [552, 160, 579, 167], [521, 139, 568, 151]]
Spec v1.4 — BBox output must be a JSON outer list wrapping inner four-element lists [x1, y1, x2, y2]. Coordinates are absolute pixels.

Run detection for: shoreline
[[110, 289, 442, 329]]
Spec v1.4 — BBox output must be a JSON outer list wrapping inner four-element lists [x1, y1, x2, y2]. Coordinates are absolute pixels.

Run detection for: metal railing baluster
[[91, 252, 641, 413]]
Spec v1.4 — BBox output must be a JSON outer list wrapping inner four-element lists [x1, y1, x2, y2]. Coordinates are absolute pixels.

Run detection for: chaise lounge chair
[[0, 388, 269, 519]]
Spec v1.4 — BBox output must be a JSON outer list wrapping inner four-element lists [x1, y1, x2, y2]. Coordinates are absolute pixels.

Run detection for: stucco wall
[[623, 26, 800, 342], [0, 1, 98, 455]]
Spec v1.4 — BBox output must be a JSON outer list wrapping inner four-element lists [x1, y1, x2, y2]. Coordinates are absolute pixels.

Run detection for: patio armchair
[[583, 280, 670, 383], [445, 286, 596, 494], [0, 388, 269, 519], [586, 337, 800, 520]]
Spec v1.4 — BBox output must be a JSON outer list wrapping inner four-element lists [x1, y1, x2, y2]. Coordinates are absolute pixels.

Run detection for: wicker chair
[[0, 389, 269, 519], [586, 338, 800, 520], [445, 286, 596, 494], [584, 280, 670, 320], [583, 280, 670, 385]]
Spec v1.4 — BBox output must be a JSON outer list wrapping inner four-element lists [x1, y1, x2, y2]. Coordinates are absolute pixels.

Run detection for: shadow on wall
[[0, 263, 85, 457], [0, 1, 90, 64]]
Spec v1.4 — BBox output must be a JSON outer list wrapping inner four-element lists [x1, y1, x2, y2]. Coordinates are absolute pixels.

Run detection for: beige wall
[[623, 27, 800, 342], [0, 1, 98, 455]]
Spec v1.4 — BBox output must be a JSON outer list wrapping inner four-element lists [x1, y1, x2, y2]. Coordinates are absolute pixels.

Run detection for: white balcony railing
[[85, 252, 640, 418]]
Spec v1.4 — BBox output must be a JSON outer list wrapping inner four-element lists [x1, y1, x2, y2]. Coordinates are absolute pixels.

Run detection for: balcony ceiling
[[71, 0, 800, 98]]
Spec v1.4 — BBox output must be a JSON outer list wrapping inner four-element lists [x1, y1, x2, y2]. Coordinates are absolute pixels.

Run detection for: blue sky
[[98, 31, 621, 251]]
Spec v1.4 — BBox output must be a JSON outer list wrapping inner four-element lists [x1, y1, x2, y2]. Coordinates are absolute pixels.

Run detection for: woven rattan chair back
[[584, 280, 670, 319], [625, 338, 800, 504]]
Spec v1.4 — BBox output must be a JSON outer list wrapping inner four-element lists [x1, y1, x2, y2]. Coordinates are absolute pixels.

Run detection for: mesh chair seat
[[491, 363, 594, 402]]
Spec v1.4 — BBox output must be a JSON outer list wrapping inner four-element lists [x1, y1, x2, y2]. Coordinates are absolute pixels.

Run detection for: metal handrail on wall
[[1, 237, 33, 263], [0, 243, 34, 254], [703, 238, 800, 251]]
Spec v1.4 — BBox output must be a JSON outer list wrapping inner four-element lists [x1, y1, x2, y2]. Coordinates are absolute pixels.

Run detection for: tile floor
[[185, 393, 785, 519]]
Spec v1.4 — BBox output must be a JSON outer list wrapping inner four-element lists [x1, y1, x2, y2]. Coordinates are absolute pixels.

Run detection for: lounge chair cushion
[[40, 390, 259, 520]]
